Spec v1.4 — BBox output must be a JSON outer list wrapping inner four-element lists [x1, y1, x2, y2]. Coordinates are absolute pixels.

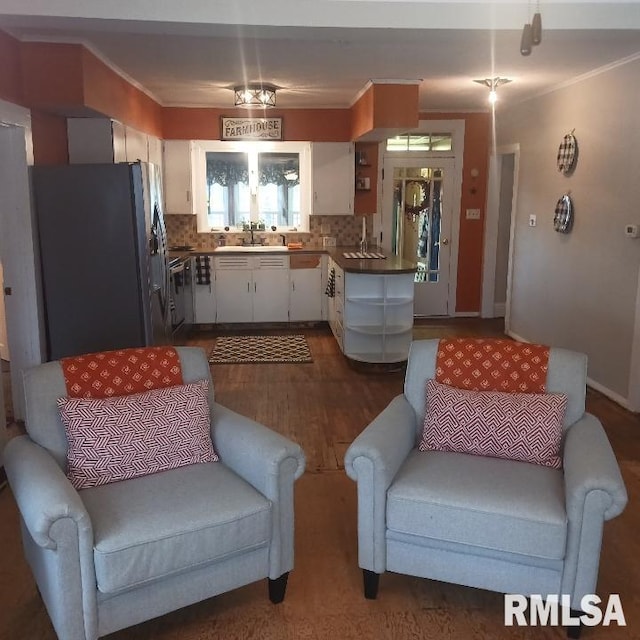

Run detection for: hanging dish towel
[[325, 267, 335, 298], [195, 256, 211, 285]]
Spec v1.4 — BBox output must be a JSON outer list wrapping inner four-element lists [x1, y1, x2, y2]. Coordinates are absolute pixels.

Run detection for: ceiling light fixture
[[473, 77, 512, 104], [532, 9, 543, 45], [234, 83, 277, 108]]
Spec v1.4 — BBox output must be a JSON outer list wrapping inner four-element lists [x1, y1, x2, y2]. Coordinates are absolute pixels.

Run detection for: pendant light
[[520, 23, 533, 56], [532, 10, 542, 45]]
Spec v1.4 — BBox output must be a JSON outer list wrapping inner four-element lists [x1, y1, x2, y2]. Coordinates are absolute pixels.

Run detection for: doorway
[[381, 157, 455, 316]]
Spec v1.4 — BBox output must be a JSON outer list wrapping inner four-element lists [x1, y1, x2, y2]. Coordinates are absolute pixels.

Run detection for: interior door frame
[[482, 143, 520, 332], [378, 119, 464, 317], [0, 98, 44, 421]]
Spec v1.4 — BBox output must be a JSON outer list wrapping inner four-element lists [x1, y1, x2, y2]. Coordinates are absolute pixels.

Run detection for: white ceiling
[[1, 1, 640, 112]]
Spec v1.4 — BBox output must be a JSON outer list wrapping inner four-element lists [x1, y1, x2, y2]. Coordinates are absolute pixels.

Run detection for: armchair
[[4, 346, 305, 640], [345, 338, 627, 634]]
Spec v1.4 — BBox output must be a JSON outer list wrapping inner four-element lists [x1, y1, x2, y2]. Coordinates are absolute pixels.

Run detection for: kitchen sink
[[214, 245, 290, 252]]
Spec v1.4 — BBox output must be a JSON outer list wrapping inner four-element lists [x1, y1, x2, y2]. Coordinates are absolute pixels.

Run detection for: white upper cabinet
[[162, 140, 198, 215], [67, 118, 126, 163], [147, 135, 163, 168], [311, 142, 354, 215], [67, 118, 156, 165]]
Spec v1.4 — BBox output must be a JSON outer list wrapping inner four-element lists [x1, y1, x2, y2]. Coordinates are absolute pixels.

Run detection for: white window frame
[[194, 140, 312, 233]]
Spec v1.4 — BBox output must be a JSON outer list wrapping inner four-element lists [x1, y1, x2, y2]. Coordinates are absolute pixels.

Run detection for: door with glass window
[[382, 157, 455, 316]]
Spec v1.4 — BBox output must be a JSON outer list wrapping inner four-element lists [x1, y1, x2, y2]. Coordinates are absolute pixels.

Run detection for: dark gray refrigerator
[[31, 162, 172, 360]]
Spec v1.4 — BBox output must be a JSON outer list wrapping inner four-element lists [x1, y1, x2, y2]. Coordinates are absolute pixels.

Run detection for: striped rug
[[208, 334, 313, 364]]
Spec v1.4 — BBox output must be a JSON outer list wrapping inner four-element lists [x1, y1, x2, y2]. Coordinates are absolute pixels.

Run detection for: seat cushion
[[387, 449, 567, 560], [81, 461, 271, 595]]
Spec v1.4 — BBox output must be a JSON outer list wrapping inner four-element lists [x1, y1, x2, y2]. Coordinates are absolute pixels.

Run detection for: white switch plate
[[466, 208, 481, 220], [529, 214, 537, 227]]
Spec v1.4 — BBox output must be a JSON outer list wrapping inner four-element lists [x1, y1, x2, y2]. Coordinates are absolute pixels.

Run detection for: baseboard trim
[[453, 312, 480, 318], [506, 330, 631, 410]]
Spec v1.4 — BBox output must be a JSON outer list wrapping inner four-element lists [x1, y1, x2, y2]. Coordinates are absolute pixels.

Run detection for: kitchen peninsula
[[326, 248, 416, 364], [171, 244, 416, 363]]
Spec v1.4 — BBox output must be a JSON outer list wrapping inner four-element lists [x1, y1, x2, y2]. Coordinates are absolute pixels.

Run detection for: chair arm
[[3, 435, 93, 549], [343, 394, 417, 573], [344, 394, 417, 486], [561, 413, 628, 604], [211, 403, 305, 578], [211, 403, 305, 492], [563, 413, 627, 522]]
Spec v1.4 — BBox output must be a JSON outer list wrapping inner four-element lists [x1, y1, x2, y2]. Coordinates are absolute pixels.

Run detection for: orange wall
[[2, 33, 490, 313], [162, 107, 351, 141], [0, 30, 22, 105], [21, 42, 85, 111], [420, 112, 491, 313], [31, 111, 69, 165], [351, 83, 419, 140], [82, 48, 163, 137]]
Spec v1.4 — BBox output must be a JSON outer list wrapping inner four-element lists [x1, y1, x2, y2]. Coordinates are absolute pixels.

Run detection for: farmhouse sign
[[221, 117, 283, 141]]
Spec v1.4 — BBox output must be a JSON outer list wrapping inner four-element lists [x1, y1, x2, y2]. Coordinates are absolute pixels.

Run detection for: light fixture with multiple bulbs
[[473, 77, 512, 104], [233, 83, 277, 108]]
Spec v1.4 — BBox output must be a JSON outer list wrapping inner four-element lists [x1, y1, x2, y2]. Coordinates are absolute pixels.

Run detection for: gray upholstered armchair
[[4, 346, 305, 640], [345, 339, 627, 635]]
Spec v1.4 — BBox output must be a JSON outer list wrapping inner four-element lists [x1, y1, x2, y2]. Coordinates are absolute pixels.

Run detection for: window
[[386, 133, 452, 152], [195, 141, 311, 233]]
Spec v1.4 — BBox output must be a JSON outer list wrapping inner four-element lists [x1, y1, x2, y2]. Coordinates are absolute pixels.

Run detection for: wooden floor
[[1, 320, 638, 639]]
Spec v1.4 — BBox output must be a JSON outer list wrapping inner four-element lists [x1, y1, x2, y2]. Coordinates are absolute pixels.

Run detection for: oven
[[168, 256, 194, 337]]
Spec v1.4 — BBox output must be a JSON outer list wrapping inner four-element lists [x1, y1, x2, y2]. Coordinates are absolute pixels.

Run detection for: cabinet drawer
[[214, 255, 252, 270], [290, 253, 321, 269]]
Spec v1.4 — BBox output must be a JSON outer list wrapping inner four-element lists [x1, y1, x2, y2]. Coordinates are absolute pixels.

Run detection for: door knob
[[441, 238, 449, 246]]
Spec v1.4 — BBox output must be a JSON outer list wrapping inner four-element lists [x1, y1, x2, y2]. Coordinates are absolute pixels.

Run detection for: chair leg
[[567, 612, 582, 639], [268, 572, 289, 604], [363, 569, 380, 599]]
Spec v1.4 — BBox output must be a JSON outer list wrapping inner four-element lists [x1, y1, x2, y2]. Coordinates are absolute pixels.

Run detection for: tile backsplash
[[164, 214, 371, 249]]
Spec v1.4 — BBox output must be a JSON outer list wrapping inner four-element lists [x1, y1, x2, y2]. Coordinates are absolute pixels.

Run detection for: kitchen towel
[[195, 255, 211, 285], [325, 267, 335, 298]]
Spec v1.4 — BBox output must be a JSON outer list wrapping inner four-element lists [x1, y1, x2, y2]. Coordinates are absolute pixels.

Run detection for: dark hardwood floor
[[1, 319, 638, 639]]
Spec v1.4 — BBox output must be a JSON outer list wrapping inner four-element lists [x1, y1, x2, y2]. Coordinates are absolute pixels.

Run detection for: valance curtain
[[206, 158, 299, 187]]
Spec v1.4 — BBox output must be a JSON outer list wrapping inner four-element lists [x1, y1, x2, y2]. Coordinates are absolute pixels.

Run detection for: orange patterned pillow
[[61, 346, 183, 398], [435, 338, 549, 394]]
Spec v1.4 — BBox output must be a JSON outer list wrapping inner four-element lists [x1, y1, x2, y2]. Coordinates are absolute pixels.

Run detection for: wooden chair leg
[[363, 569, 380, 599], [567, 612, 582, 639], [268, 572, 289, 604]]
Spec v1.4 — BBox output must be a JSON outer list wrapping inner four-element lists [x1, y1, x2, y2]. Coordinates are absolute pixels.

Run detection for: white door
[[382, 157, 455, 317], [215, 269, 252, 322], [290, 269, 323, 321], [253, 269, 290, 322]]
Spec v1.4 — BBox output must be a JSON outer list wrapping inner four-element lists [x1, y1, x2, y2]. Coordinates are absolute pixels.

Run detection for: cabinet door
[[194, 283, 216, 323], [311, 142, 354, 215], [125, 126, 149, 163], [147, 135, 163, 168], [253, 269, 290, 322], [163, 140, 196, 215], [290, 268, 322, 321], [215, 269, 252, 322], [67, 118, 116, 163]]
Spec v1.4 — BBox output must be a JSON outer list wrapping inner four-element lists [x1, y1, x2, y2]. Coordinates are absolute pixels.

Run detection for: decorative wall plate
[[557, 132, 578, 175], [554, 194, 573, 233]]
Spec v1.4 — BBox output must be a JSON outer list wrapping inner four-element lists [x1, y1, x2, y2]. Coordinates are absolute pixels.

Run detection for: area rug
[[208, 334, 313, 364]]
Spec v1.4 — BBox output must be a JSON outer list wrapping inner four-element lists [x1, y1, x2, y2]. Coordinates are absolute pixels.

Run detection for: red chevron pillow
[[419, 379, 567, 468], [58, 380, 218, 490]]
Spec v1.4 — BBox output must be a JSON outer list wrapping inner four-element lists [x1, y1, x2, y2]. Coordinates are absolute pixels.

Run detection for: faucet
[[280, 234, 287, 246]]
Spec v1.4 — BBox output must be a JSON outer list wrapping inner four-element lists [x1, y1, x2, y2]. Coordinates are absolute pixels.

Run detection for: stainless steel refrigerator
[[31, 162, 172, 360]]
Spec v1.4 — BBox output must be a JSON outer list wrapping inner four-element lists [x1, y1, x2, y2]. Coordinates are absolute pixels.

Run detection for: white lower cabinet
[[214, 255, 290, 323], [194, 282, 216, 323], [290, 254, 323, 321], [327, 257, 415, 363]]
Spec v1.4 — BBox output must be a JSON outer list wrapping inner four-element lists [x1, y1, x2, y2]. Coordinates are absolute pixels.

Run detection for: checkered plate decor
[[208, 335, 313, 364]]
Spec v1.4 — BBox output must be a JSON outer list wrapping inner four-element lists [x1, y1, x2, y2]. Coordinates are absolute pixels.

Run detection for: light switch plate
[[529, 214, 537, 227], [624, 224, 639, 238], [466, 208, 481, 220]]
